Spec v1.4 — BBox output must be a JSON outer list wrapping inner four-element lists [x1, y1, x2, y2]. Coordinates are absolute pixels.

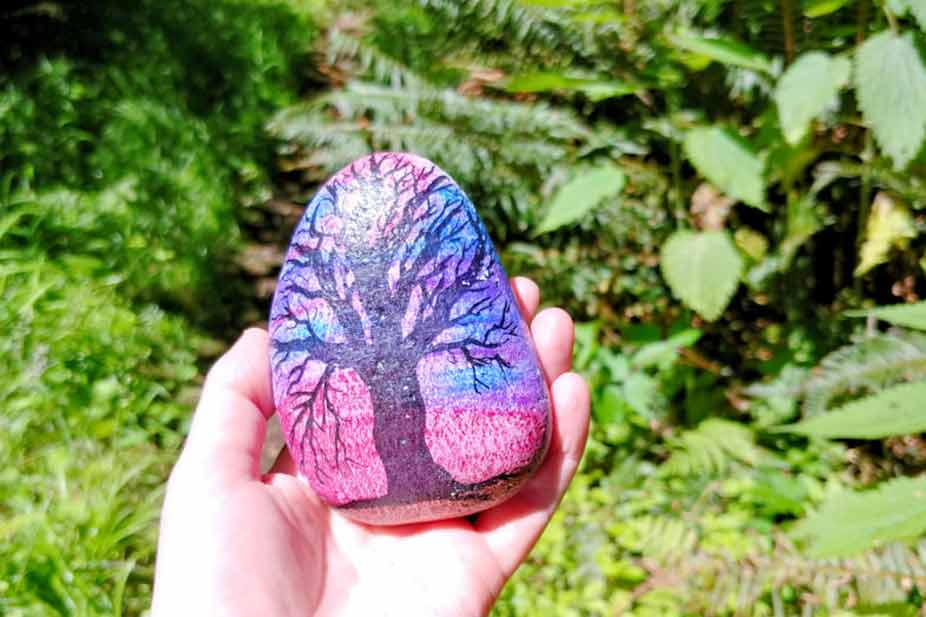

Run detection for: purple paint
[[269, 153, 551, 525]]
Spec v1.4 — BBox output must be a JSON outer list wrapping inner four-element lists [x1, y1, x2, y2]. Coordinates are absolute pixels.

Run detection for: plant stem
[[781, 0, 796, 65], [883, 3, 899, 32], [855, 130, 874, 294]]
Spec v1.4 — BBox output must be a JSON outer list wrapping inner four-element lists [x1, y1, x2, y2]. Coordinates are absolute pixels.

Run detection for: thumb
[[178, 328, 275, 485]]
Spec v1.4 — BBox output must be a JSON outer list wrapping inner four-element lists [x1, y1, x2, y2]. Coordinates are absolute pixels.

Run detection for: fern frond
[[802, 331, 926, 417], [325, 29, 426, 88], [641, 531, 926, 613], [419, 0, 570, 59], [621, 515, 699, 562], [685, 541, 926, 612], [269, 80, 595, 231], [661, 419, 779, 477]]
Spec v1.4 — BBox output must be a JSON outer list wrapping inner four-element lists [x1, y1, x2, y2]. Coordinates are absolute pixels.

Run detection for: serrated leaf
[[793, 475, 926, 557], [781, 380, 926, 438], [660, 230, 744, 321], [855, 192, 916, 276], [534, 163, 625, 234], [667, 32, 774, 73], [846, 301, 926, 331], [855, 31, 926, 170], [775, 52, 851, 144], [683, 127, 766, 209]]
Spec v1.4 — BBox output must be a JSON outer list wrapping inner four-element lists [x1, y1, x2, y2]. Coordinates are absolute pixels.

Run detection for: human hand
[[150, 277, 590, 617]]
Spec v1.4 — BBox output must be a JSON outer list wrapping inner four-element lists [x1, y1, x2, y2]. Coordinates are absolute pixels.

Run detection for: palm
[[152, 278, 589, 617]]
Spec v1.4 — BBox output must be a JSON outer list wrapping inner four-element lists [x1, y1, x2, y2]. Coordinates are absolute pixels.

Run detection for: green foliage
[[534, 163, 625, 234], [795, 476, 926, 557], [666, 31, 775, 74], [280, 2, 926, 612], [0, 231, 201, 615], [855, 31, 926, 171], [269, 80, 594, 235], [890, 0, 926, 31], [783, 380, 926, 439], [0, 1, 314, 614], [660, 230, 743, 321], [802, 331, 926, 416], [774, 51, 851, 145], [682, 127, 766, 209], [847, 301, 926, 331], [855, 193, 917, 277], [661, 419, 777, 477]]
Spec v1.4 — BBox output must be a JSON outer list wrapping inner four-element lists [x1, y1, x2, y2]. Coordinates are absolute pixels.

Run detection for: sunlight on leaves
[[794, 476, 926, 557], [774, 51, 850, 145], [683, 127, 765, 210], [855, 31, 926, 170], [660, 230, 743, 321], [534, 163, 625, 234], [855, 192, 916, 276]]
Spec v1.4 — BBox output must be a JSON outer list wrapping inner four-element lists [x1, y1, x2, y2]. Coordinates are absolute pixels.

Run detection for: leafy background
[[4, 0, 926, 614]]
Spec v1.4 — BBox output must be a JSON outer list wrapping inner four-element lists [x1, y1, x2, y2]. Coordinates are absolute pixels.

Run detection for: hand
[[150, 277, 590, 617]]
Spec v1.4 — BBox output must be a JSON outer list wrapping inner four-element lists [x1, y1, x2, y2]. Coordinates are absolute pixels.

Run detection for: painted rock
[[269, 152, 551, 525]]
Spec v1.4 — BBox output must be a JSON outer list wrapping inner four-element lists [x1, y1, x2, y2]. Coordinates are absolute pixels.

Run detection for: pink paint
[[424, 407, 547, 484]]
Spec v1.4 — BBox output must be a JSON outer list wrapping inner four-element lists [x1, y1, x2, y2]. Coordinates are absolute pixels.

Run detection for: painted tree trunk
[[363, 361, 458, 505]]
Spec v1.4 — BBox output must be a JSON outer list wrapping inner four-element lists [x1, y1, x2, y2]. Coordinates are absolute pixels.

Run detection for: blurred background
[[3, 0, 926, 614]]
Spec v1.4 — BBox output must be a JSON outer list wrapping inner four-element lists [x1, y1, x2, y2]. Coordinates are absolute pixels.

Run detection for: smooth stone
[[268, 152, 551, 525]]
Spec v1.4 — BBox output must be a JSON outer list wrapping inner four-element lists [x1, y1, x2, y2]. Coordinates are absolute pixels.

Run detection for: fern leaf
[[325, 30, 426, 88], [661, 419, 779, 477], [418, 0, 578, 61], [671, 538, 926, 612], [802, 331, 926, 416], [268, 80, 595, 231]]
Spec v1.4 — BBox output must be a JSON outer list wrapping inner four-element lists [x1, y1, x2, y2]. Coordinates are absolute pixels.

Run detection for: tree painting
[[269, 153, 549, 515]]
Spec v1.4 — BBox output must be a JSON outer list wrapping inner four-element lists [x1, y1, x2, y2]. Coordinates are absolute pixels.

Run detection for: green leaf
[[594, 385, 630, 425], [631, 329, 702, 370], [846, 301, 926, 331], [660, 230, 744, 321], [506, 71, 638, 101], [667, 32, 774, 74], [781, 380, 926, 439], [855, 192, 916, 276], [683, 127, 765, 209], [803, 0, 851, 17], [793, 475, 926, 557], [774, 52, 850, 144], [623, 372, 659, 419], [534, 163, 625, 234], [734, 227, 768, 261], [855, 31, 926, 170]]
